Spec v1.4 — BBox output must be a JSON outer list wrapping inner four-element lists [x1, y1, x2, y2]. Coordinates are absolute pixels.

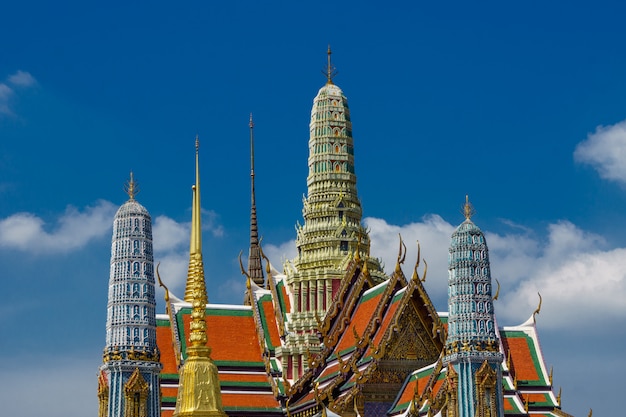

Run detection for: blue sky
[[1, 1, 624, 415]]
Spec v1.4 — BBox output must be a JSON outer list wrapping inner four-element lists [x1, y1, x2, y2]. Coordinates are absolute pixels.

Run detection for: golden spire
[[183, 137, 205, 303], [462, 194, 475, 220], [124, 171, 139, 200], [325, 45, 337, 84], [173, 136, 226, 417]]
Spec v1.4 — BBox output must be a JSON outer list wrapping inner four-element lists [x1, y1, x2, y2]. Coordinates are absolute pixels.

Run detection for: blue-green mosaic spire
[[444, 196, 504, 417]]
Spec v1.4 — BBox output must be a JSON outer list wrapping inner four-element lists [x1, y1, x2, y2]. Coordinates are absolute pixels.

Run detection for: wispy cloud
[[574, 119, 626, 184], [0, 200, 116, 253], [0, 70, 37, 116], [8, 70, 37, 87]]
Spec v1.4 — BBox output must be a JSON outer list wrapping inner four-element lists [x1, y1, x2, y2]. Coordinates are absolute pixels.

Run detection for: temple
[[98, 50, 574, 417]]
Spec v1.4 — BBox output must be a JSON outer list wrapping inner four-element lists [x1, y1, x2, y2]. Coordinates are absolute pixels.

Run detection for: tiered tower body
[[99, 174, 161, 417], [443, 199, 504, 417], [281, 50, 384, 378]]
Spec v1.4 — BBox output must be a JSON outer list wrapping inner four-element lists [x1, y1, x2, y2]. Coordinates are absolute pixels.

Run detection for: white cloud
[[264, 216, 626, 331], [496, 222, 626, 329], [153, 215, 189, 252], [366, 215, 455, 300], [0, 70, 37, 116], [151, 211, 225, 293], [0, 200, 116, 253], [574, 119, 626, 184], [263, 238, 297, 270]]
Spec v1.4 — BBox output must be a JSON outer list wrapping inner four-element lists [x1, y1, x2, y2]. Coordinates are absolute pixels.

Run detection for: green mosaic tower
[[280, 48, 385, 378]]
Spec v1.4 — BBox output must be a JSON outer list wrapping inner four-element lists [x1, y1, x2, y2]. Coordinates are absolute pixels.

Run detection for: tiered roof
[[157, 301, 283, 416], [388, 314, 564, 417]]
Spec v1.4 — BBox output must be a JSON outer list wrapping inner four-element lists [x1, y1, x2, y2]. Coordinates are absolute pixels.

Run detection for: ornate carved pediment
[[385, 303, 440, 362]]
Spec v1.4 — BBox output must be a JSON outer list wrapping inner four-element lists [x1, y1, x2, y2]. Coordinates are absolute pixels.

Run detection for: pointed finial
[[250, 113, 255, 181], [493, 278, 501, 301], [533, 292, 542, 322], [324, 45, 338, 84], [462, 194, 475, 220], [124, 171, 139, 200]]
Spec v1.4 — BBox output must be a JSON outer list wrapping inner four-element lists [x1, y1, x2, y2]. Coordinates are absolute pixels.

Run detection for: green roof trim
[[275, 280, 289, 321], [337, 345, 357, 356], [315, 369, 341, 384], [360, 281, 388, 303], [257, 294, 276, 350], [214, 360, 265, 368], [156, 318, 171, 327], [391, 289, 405, 303]]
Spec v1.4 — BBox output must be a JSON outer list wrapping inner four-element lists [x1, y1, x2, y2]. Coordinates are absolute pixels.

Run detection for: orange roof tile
[[219, 372, 269, 383], [372, 294, 403, 347], [505, 335, 540, 382], [334, 288, 384, 354], [503, 397, 517, 411], [395, 376, 418, 408], [221, 392, 281, 408], [177, 308, 263, 363], [316, 361, 341, 383], [156, 321, 178, 375], [161, 386, 178, 398]]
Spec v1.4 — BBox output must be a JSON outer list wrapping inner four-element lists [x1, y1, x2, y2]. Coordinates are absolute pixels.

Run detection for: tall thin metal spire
[[248, 114, 265, 287], [173, 136, 226, 417], [325, 44, 337, 84]]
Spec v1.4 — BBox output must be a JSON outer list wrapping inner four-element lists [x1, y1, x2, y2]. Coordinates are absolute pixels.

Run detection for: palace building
[[98, 50, 573, 417]]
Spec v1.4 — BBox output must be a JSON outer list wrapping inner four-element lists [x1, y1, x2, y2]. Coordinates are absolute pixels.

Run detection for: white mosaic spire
[[99, 173, 161, 417]]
